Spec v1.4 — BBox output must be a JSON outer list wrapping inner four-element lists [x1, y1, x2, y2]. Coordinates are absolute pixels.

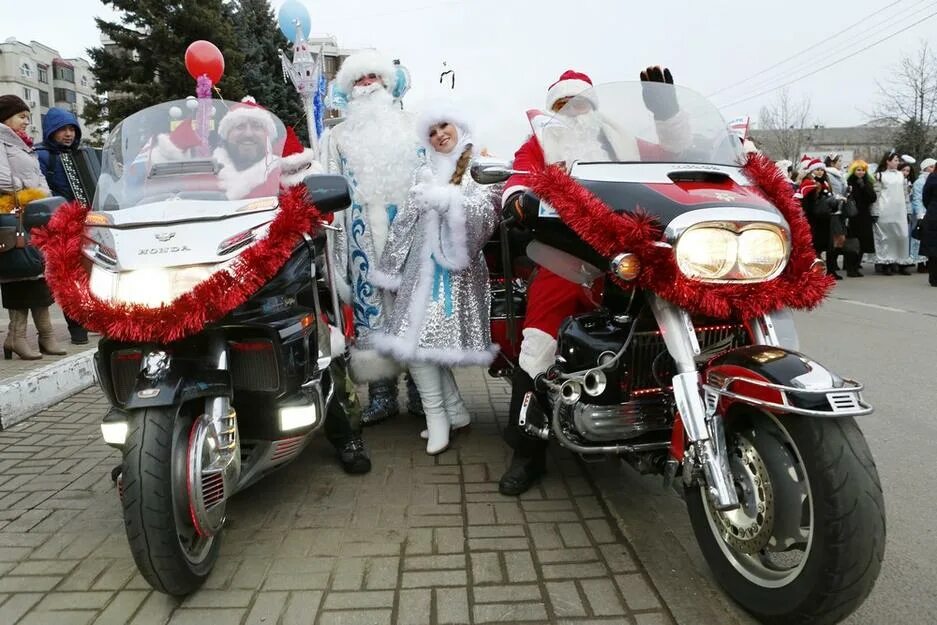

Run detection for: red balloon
[[185, 40, 225, 84]]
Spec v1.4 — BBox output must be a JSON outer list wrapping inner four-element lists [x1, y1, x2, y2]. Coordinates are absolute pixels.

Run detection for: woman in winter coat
[[919, 167, 937, 286], [371, 102, 499, 454], [824, 153, 847, 196], [845, 160, 877, 270], [872, 150, 913, 275], [0, 95, 65, 360], [911, 158, 935, 272]]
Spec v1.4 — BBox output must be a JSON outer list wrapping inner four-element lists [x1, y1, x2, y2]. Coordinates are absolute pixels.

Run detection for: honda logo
[[154, 232, 176, 242]]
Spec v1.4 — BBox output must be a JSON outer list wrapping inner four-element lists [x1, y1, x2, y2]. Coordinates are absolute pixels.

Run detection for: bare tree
[[757, 88, 812, 162], [874, 41, 937, 158]]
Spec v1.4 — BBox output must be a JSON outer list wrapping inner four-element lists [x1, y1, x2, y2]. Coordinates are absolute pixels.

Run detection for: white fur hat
[[416, 99, 473, 148], [920, 157, 936, 170], [334, 50, 397, 97]]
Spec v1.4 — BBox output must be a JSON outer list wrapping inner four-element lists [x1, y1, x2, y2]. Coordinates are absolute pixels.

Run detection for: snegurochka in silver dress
[[370, 101, 500, 455]]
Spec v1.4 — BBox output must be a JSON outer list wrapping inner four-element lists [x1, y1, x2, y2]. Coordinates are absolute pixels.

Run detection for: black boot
[[845, 252, 863, 277], [499, 450, 546, 496], [338, 437, 371, 474], [361, 379, 399, 426], [896, 264, 912, 276], [406, 373, 424, 418]]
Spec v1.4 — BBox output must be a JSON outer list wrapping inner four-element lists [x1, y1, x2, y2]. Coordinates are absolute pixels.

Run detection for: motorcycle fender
[[704, 345, 842, 415], [123, 369, 233, 410]]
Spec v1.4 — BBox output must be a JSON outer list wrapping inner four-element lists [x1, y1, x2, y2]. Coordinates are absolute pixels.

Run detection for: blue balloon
[[278, 0, 311, 43]]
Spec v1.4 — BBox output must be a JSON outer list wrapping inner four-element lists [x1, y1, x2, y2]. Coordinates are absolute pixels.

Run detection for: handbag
[[0, 191, 45, 279], [911, 218, 924, 241]]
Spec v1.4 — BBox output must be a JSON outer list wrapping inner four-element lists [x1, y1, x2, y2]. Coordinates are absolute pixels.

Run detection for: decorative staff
[[277, 0, 325, 158], [183, 40, 225, 156]]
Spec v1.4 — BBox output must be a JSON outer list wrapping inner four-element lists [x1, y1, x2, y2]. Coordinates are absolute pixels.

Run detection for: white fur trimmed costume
[[324, 51, 424, 382], [370, 107, 500, 368]]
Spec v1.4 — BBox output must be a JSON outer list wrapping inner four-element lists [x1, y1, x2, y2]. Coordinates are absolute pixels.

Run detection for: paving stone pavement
[[0, 368, 676, 625]]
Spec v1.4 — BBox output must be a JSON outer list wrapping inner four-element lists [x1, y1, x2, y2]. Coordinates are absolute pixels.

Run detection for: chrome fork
[[648, 294, 739, 511]]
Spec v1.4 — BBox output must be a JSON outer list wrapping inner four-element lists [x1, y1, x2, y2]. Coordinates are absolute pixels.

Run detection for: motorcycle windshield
[[531, 81, 744, 167], [93, 99, 287, 211]]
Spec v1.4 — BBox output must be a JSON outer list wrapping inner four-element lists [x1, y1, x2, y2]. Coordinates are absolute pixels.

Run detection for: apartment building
[[0, 37, 96, 142]]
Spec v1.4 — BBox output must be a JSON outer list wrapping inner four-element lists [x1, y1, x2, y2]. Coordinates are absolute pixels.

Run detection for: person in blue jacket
[[35, 107, 88, 344]]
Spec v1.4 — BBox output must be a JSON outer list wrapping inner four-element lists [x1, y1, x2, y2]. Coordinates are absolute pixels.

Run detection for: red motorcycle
[[475, 81, 884, 625]]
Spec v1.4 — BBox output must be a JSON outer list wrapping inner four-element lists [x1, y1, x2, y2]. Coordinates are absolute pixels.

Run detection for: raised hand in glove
[[640, 66, 679, 120]]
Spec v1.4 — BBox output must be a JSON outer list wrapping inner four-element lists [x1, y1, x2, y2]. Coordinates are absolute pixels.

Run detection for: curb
[[0, 349, 97, 430]]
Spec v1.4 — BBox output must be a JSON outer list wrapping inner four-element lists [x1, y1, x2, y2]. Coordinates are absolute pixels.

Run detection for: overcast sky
[[5, 0, 936, 156]]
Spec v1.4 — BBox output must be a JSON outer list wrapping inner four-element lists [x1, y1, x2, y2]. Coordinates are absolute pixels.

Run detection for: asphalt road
[[595, 271, 937, 625]]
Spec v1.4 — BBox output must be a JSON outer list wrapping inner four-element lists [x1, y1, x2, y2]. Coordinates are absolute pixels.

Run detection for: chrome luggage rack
[[702, 375, 874, 418]]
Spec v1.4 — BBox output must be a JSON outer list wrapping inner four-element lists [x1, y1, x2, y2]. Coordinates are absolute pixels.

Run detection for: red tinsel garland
[[32, 186, 322, 343], [527, 152, 833, 320]]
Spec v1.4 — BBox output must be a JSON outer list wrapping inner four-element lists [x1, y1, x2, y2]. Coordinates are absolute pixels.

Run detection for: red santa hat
[[805, 157, 825, 173], [546, 70, 598, 111], [217, 96, 278, 141], [279, 126, 322, 188], [153, 116, 203, 162], [334, 49, 396, 97]]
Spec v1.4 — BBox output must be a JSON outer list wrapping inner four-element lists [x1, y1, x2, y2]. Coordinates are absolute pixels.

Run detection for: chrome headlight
[[675, 224, 789, 282], [89, 264, 223, 308]]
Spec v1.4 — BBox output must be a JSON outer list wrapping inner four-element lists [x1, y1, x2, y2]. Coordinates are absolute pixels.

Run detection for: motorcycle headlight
[[675, 224, 789, 283], [89, 264, 222, 308], [675, 227, 738, 280], [737, 228, 788, 280]]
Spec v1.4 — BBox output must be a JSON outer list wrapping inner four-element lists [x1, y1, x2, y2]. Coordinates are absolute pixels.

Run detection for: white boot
[[409, 364, 450, 455], [420, 368, 471, 439]]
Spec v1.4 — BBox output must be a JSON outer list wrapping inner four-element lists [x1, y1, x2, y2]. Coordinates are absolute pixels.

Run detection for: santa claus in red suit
[[499, 66, 690, 497], [152, 96, 283, 201]]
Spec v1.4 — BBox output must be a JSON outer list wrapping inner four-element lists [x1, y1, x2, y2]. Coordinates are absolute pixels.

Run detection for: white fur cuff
[[369, 268, 402, 291]]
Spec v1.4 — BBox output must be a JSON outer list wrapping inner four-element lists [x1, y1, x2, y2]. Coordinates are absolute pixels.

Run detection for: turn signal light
[[610, 253, 641, 281], [810, 259, 826, 275]]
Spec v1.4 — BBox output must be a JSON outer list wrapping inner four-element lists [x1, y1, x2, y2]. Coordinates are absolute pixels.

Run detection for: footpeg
[[518, 391, 551, 440]]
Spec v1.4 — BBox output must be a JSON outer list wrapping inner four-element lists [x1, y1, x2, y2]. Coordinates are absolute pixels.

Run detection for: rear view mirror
[[303, 175, 351, 214], [23, 196, 67, 228], [470, 159, 524, 185]]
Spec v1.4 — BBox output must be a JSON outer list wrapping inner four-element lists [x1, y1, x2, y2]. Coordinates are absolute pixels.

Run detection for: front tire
[[686, 411, 885, 625], [120, 406, 221, 595]]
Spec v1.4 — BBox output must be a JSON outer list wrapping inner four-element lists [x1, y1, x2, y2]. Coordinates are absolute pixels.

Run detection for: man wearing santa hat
[[498, 67, 690, 496], [325, 49, 425, 426], [151, 96, 281, 201]]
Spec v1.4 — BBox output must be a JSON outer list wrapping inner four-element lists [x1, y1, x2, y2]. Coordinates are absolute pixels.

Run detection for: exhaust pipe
[[582, 369, 607, 397], [560, 380, 582, 405]]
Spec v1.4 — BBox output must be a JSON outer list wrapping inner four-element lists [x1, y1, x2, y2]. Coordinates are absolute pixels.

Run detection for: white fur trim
[[280, 149, 322, 188], [518, 327, 557, 378], [329, 325, 346, 356], [372, 332, 499, 367], [153, 133, 188, 163], [416, 100, 474, 148], [348, 346, 402, 382], [546, 79, 596, 110], [369, 268, 402, 291], [428, 187, 470, 271], [501, 184, 529, 206], [217, 105, 277, 140], [654, 110, 692, 154], [335, 50, 396, 97], [213, 147, 278, 200]]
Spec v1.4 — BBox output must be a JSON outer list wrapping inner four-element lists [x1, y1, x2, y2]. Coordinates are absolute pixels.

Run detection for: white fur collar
[[213, 147, 278, 200]]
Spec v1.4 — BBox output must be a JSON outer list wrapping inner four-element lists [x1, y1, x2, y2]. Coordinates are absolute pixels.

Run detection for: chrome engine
[[571, 397, 672, 441]]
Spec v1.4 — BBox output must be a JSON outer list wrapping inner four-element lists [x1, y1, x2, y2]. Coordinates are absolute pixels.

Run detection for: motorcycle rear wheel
[[120, 405, 221, 595], [685, 410, 885, 625]]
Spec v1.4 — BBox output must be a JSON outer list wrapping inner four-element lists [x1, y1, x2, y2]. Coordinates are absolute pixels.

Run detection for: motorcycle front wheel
[[120, 405, 220, 595], [685, 410, 885, 625]]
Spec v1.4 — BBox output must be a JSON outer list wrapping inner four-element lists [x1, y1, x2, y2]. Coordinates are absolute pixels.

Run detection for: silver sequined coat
[[370, 168, 501, 366]]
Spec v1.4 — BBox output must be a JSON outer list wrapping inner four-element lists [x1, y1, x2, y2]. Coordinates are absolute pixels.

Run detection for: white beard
[[542, 112, 613, 165], [339, 88, 419, 211]]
